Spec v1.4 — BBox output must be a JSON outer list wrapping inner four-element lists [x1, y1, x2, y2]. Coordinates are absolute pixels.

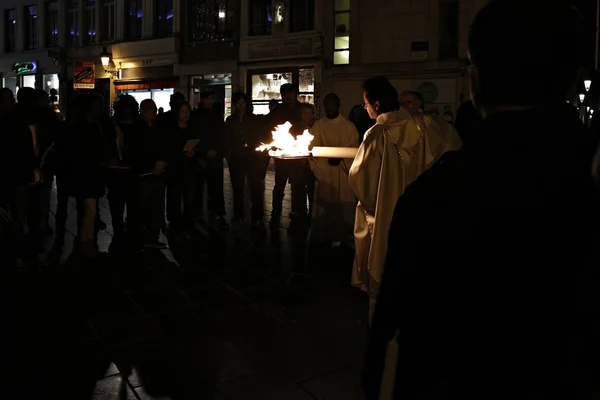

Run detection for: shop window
[[5, 9, 16, 53], [250, 69, 315, 115], [84, 0, 96, 44], [24, 5, 37, 50], [23, 75, 36, 88], [67, 0, 79, 47], [334, 0, 350, 65], [118, 88, 174, 114], [188, 0, 235, 42], [45, 0, 59, 47], [289, 0, 315, 33], [101, 0, 116, 41], [2, 77, 17, 96], [43, 74, 60, 110], [156, 0, 173, 37], [248, 0, 272, 36], [126, 0, 143, 39]]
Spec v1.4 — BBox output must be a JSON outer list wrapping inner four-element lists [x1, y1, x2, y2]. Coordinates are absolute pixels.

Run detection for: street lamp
[[100, 47, 119, 78], [585, 79, 592, 92], [579, 93, 586, 103]]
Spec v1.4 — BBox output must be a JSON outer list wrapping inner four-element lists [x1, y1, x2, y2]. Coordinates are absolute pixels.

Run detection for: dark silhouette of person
[[365, 1, 600, 398]]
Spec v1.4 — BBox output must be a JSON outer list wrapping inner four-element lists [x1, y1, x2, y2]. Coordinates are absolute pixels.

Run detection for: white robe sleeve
[[349, 127, 384, 216]]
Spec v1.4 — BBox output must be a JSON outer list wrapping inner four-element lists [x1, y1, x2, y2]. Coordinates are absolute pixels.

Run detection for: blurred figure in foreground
[[365, 1, 600, 398]]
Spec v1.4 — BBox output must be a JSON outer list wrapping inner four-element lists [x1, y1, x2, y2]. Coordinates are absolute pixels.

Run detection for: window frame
[[248, 0, 272, 37], [289, 0, 315, 33], [125, 0, 143, 40], [187, 0, 236, 43], [5, 9, 17, 53], [100, 0, 116, 42], [155, 0, 174, 38], [333, 2, 350, 65], [45, 0, 59, 47]]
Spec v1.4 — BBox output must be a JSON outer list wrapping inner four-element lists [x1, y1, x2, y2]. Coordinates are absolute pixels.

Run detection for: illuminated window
[[249, 0, 272, 36], [84, 0, 96, 44], [67, 0, 79, 46], [45, 1, 59, 47], [24, 5, 37, 50], [126, 0, 142, 39], [188, 0, 235, 42], [249, 68, 315, 115], [333, 0, 350, 65], [156, 0, 173, 37]]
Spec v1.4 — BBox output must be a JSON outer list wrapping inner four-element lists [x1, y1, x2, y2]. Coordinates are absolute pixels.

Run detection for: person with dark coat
[[0, 87, 38, 267], [190, 91, 228, 228], [348, 104, 374, 144], [123, 99, 170, 249], [225, 92, 269, 230], [454, 99, 484, 146], [269, 83, 303, 222], [165, 101, 201, 230], [55, 93, 108, 258], [364, 1, 600, 398]]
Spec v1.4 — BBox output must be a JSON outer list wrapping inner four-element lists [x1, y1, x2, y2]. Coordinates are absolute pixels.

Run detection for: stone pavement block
[[91, 374, 137, 400], [301, 368, 363, 400], [218, 372, 315, 400]]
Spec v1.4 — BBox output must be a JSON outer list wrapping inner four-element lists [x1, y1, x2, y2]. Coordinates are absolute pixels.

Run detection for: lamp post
[[100, 47, 119, 79]]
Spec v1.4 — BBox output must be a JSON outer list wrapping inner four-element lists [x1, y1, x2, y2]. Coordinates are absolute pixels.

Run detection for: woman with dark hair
[[165, 101, 200, 230], [55, 92, 108, 258], [225, 91, 268, 230], [349, 76, 461, 319], [107, 94, 140, 252], [348, 104, 374, 144]]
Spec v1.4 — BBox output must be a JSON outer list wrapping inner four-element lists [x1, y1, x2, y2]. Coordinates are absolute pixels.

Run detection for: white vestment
[[309, 115, 359, 243], [349, 108, 463, 291]]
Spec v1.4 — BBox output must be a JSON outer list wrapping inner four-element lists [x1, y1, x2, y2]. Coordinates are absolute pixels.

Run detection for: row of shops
[[0, 38, 465, 120]]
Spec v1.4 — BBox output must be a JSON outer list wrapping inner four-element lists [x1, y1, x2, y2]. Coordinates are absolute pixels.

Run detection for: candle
[[311, 146, 358, 159]]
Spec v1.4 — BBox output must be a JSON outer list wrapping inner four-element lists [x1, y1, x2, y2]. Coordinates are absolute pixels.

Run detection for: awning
[[113, 77, 178, 91]]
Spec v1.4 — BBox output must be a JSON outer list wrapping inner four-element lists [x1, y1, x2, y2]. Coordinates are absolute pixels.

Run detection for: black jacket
[[121, 118, 171, 174], [193, 107, 226, 156], [0, 110, 35, 187], [365, 105, 600, 399]]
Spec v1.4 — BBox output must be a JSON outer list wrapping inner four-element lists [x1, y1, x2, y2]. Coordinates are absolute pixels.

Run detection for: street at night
[[0, 164, 367, 400]]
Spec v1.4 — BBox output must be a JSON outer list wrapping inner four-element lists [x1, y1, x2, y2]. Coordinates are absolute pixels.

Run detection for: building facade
[[0, 0, 182, 113], [238, 0, 324, 116], [321, 0, 489, 118], [179, 0, 240, 117]]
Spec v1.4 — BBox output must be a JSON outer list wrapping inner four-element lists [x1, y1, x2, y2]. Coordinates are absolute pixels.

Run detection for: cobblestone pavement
[[0, 161, 368, 400]]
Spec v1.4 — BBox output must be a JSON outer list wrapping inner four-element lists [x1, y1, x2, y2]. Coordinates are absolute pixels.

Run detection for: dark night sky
[[572, 0, 597, 70]]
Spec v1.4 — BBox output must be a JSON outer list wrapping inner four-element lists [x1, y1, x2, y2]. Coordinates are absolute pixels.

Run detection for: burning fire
[[256, 121, 314, 157]]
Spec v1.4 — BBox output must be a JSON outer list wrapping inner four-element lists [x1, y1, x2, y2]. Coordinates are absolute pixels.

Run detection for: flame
[[256, 121, 314, 157]]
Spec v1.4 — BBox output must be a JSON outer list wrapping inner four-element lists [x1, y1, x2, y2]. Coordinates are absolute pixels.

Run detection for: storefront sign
[[249, 39, 311, 60], [73, 60, 95, 89], [410, 41, 429, 61], [12, 61, 37, 75]]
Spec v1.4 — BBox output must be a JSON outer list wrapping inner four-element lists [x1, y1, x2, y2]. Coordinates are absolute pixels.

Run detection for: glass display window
[[248, 68, 315, 115]]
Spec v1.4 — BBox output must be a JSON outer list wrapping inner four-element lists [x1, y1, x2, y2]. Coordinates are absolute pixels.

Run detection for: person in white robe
[[348, 77, 462, 321], [309, 93, 359, 245]]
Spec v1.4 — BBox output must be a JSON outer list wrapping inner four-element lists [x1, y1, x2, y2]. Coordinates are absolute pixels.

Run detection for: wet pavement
[[0, 162, 368, 400]]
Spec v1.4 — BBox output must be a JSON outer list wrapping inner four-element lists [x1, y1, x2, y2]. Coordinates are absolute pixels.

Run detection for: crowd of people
[[2, 0, 600, 398]]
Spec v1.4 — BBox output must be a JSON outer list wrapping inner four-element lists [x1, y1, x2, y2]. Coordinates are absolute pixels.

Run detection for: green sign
[[417, 81, 438, 105], [12, 61, 37, 75]]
